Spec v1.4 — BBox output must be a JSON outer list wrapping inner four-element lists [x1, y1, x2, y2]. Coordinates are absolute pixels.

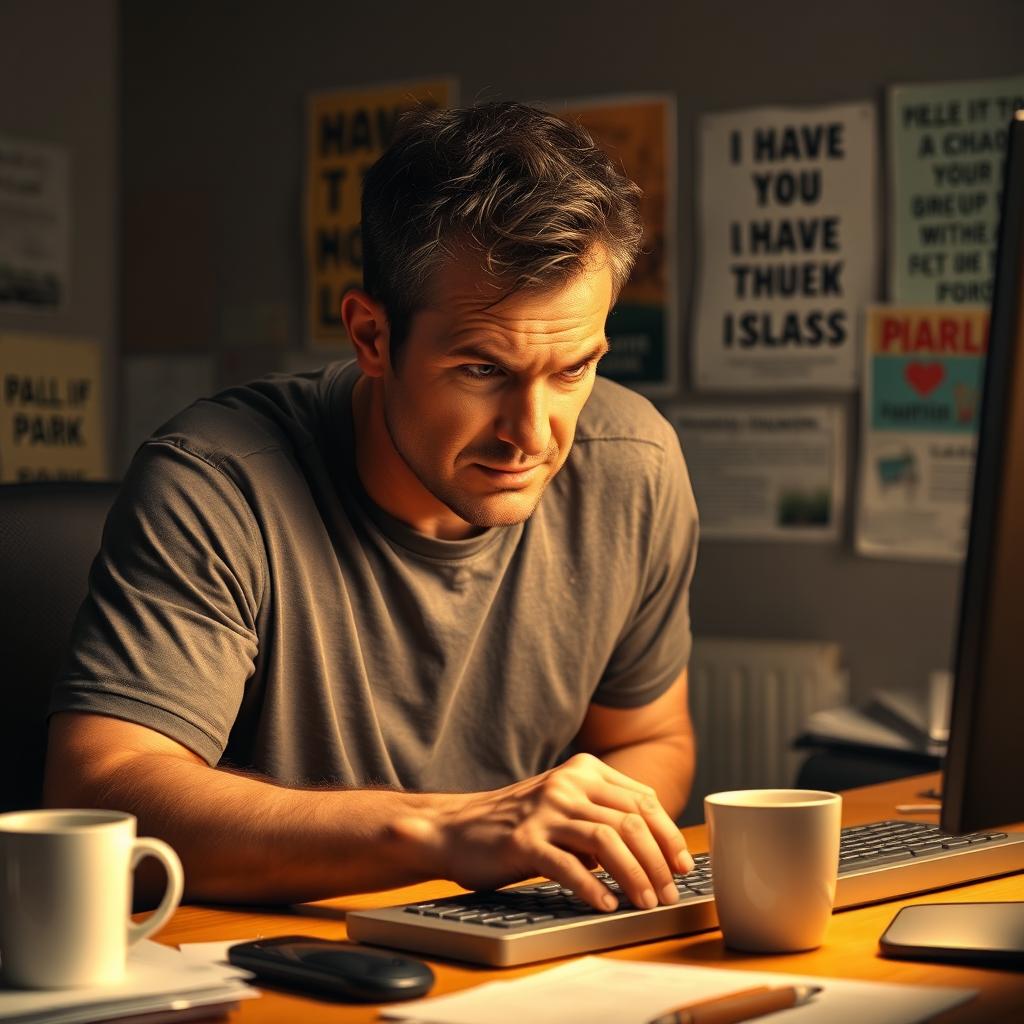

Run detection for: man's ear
[[341, 289, 390, 378]]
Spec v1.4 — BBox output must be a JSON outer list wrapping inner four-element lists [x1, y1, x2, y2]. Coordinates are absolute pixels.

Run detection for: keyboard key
[[854, 850, 914, 866]]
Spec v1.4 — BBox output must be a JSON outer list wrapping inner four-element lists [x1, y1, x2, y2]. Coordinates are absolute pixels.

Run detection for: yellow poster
[[0, 333, 107, 482], [556, 95, 677, 394], [306, 78, 455, 348]]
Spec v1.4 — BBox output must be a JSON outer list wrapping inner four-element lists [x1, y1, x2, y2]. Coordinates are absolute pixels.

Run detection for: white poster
[[121, 354, 216, 469], [855, 307, 987, 562], [889, 74, 1024, 306], [693, 103, 878, 391], [0, 135, 71, 311], [670, 404, 844, 541]]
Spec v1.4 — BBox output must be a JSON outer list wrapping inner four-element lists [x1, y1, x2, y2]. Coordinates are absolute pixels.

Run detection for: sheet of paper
[[0, 939, 256, 1021], [382, 956, 974, 1024], [0, 135, 71, 312], [177, 939, 259, 967], [669, 403, 844, 542]]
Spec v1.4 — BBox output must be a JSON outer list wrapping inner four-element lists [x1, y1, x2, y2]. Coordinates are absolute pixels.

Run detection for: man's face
[[378, 253, 613, 532]]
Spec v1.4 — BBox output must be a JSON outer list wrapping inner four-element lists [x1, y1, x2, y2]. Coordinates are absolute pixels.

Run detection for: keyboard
[[347, 820, 1024, 965]]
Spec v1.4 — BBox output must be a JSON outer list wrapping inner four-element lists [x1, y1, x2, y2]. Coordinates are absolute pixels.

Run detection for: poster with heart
[[855, 306, 988, 561]]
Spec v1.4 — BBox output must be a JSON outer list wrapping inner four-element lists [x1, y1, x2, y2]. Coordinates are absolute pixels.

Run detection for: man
[[45, 101, 699, 916]]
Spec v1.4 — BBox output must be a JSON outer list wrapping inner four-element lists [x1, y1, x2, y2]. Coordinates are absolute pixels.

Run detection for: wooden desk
[[154, 774, 1024, 1023]]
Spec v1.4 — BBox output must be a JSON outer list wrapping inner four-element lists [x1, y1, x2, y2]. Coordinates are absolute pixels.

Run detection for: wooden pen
[[647, 983, 823, 1024]]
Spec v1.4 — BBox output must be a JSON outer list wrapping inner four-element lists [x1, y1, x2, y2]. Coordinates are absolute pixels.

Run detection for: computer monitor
[[942, 109, 1024, 835]]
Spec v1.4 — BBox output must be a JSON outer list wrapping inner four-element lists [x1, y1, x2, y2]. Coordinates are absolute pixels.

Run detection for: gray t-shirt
[[51, 362, 698, 792]]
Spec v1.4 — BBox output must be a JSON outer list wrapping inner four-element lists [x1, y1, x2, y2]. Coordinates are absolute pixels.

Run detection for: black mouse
[[228, 936, 435, 1002], [302, 946, 435, 1000]]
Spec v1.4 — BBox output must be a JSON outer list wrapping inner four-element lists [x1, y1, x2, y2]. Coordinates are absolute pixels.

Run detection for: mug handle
[[126, 837, 185, 946]]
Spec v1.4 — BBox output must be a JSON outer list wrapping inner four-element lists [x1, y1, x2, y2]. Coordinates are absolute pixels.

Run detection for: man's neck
[[351, 375, 482, 541]]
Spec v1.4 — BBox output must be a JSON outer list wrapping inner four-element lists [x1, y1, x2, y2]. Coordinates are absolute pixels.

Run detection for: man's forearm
[[63, 753, 451, 905], [46, 713, 697, 913], [597, 735, 695, 821]]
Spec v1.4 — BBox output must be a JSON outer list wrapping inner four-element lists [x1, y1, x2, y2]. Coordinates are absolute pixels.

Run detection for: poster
[[669, 404, 844, 541], [0, 333, 106, 482], [0, 135, 71, 311], [306, 77, 455, 349], [556, 95, 677, 395], [889, 74, 1024, 305], [120, 354, 215, 470], [855, 307, 988, 561], [692, 103, 877, 391]]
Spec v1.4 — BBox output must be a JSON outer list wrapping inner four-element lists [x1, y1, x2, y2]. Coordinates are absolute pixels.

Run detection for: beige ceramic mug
[[704, 789, 842, 953], [0, 809, 184, 988]]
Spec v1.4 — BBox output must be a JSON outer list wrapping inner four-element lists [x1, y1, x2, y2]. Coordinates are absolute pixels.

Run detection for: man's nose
[[496, 384, 551, 457]]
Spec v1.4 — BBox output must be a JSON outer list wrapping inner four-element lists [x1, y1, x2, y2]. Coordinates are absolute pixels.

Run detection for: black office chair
[[0, 480, 120, 812]]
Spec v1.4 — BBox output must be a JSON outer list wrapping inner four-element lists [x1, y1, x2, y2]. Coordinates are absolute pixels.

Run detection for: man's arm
[[45, 710, 694, 912], [572, 669, 695, 820]]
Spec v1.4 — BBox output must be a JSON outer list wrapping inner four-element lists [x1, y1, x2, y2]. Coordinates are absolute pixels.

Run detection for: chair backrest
[[0, 481, 120, 811]]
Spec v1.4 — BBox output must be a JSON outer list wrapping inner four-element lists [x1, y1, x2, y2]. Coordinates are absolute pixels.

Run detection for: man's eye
[[561, 361, 592, 381], [460, 364, 502, 380]]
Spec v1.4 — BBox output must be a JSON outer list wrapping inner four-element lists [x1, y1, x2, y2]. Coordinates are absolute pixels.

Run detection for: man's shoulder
[[575, 376, 677, 452], [140, 361, 353, 471]]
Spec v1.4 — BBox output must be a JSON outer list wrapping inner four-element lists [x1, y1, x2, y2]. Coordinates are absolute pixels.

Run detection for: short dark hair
[[360, 100, 644, 361]]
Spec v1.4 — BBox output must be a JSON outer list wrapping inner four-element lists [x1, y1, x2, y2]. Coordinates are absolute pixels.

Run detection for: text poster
[[856, 307, 988, 561], [669, 404, 844, 541], [0, 136, 71, 311], [889, 74, 1024, 305], [693, 103, 877, 391], [0, 333, 106, 482], [306, 78, 455, 349], [556, 95, 678, 396]]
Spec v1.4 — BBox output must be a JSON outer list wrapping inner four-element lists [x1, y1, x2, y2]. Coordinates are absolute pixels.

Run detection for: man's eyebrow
[[445, 338, 611, 367]]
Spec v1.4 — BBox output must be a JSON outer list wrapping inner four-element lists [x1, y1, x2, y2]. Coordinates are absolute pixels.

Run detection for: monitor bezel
[[942, 110, 1024, 835]]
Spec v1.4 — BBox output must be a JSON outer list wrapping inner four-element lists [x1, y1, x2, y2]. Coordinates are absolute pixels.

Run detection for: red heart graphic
[[905, 361, 945, 397]]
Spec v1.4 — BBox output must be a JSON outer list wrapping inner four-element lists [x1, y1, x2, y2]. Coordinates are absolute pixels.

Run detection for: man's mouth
[[473, 462, 546, 487]]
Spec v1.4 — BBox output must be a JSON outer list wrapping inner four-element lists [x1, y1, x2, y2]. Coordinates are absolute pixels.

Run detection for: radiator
[[680, 637, 848, 824]]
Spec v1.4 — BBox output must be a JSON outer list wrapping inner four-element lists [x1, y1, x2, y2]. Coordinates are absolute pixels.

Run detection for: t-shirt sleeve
[[49, 440, 264, 765], [591, 423, 699, 708]]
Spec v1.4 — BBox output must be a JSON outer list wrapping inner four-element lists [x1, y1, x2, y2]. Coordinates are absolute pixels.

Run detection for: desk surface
[[153, 773, 1024, 1023]]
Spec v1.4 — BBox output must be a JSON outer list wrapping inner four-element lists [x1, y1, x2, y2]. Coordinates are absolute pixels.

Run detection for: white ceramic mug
[[704, 789, 842, 953], [0, 809, 184, 988]]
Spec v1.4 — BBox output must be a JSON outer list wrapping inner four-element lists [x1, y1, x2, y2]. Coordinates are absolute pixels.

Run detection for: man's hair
[[360, 100, 644, 361]]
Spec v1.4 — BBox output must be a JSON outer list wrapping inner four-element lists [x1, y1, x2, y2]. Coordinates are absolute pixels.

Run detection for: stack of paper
[[0, 939, 259, 1024], [382, 956, 975, 1024]]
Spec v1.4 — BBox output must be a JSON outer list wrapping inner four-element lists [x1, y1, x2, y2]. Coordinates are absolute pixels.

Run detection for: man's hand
[[406, 753, 695, 912]]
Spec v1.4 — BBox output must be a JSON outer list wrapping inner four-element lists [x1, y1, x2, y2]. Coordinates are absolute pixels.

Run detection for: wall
[[0, 0, 119, 466], [119, 0, 1024, 702]]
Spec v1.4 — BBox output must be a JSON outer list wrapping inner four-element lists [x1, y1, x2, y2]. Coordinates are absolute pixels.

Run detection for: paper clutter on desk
[[0, 939, 259, 1024], [380, 956, 974, 1024]]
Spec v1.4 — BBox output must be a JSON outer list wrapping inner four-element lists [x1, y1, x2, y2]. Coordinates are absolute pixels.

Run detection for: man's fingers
[[585, 804, 681, 906], [529, 841, 620, 913], [549, 817, 676, 910], [580, 774, 694, 876]]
